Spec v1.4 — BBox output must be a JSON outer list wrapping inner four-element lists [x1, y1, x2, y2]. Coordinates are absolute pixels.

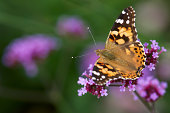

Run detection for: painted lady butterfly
[[92, 6, 146, 85]]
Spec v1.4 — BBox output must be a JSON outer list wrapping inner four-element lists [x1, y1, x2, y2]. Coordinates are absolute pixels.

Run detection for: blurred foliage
[[0, 0, 170, 113]]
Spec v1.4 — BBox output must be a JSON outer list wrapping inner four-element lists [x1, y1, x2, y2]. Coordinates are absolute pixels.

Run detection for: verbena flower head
[[2, 34, 58, 76], [77, 64, 137, 98], [57, 16, 87, 38], [144, 40, 166, 71], [136, 76, 167, 102]]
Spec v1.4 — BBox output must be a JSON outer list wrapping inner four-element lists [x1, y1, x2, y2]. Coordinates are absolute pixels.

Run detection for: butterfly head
[[95, 49, 102, 56]]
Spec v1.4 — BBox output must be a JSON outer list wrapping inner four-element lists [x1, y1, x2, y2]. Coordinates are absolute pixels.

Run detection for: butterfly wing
[[92, 6, 146, 85], [92, 59, 121, 85], [106, 6, 137, 48]]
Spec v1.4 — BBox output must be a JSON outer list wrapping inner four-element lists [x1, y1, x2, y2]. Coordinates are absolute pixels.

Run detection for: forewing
[[106, 6, 137, 48]]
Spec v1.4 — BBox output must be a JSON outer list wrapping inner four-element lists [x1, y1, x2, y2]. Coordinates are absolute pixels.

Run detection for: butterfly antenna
[[71, 27, 96, 59], [71, 53, 90, 59], [87, 27, 97, 48]]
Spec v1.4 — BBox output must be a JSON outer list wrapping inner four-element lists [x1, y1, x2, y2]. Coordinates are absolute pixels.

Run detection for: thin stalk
[[151, 102, 156, 113], [134, 91, 152, 113]]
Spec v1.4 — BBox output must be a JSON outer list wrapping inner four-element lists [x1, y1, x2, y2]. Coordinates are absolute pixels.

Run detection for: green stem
[[151, 102, 157, 113], [134, 91, 152, 113]]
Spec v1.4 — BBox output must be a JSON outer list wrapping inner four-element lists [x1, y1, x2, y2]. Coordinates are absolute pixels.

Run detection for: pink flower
[[148, 63, 155, 71], [120, 85, 126, 92], [136, 76, 167, 102], [2, 34, 58, 76], [128, 84, 136, 92], [78, 87, 87, 96], [56, 16, 87, 38], [100, 89, 108, 96]]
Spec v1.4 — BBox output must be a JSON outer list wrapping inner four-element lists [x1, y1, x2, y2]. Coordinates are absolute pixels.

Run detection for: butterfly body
[[92, 6, 146, 85]]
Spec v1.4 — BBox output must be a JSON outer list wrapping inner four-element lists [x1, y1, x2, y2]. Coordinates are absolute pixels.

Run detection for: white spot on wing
[[133, 18, 136, 22], [92, 71, 100, 76], [115, 19, 124, 24], [102, 76, 105, 79], [126, 20, 130, 24], [92, 77, 96, 80], [120, 19, 124, 24], [122, 10, 126, 14]]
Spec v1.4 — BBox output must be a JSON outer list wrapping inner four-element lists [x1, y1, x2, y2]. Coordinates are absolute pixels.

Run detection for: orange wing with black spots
[[92, 6, 146, 85], [106, 6, 137, 49], [92, 60, 121, 85]]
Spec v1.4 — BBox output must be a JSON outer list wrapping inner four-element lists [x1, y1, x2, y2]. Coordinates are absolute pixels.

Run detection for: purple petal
[[152, 52, 159, 58], [77, 77, 87, 85], [161, 47, 167, 52], [128, 84, 136, 91], [150, 93, 158, 101], [144, 42, 149, 47], [160, 82, 168, 89], [100, 89, 108, 96], [120, 85, 126, 92], [147, 63, 155, 71]]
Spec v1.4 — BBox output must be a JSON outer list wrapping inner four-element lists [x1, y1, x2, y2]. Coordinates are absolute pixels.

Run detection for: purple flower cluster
[[77, 64, 138, 98], [56, 16, 87, 38], [144, 40, 167, 71], [2, 34, 58, 76], [136, 77, 167, 102], [134, 40, 168, 102]]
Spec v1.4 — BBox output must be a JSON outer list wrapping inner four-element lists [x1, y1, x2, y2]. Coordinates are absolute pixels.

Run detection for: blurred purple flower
[[136, 76, 167, 102], [57, 16, 87, 38], [2, 34, 59, 76]]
